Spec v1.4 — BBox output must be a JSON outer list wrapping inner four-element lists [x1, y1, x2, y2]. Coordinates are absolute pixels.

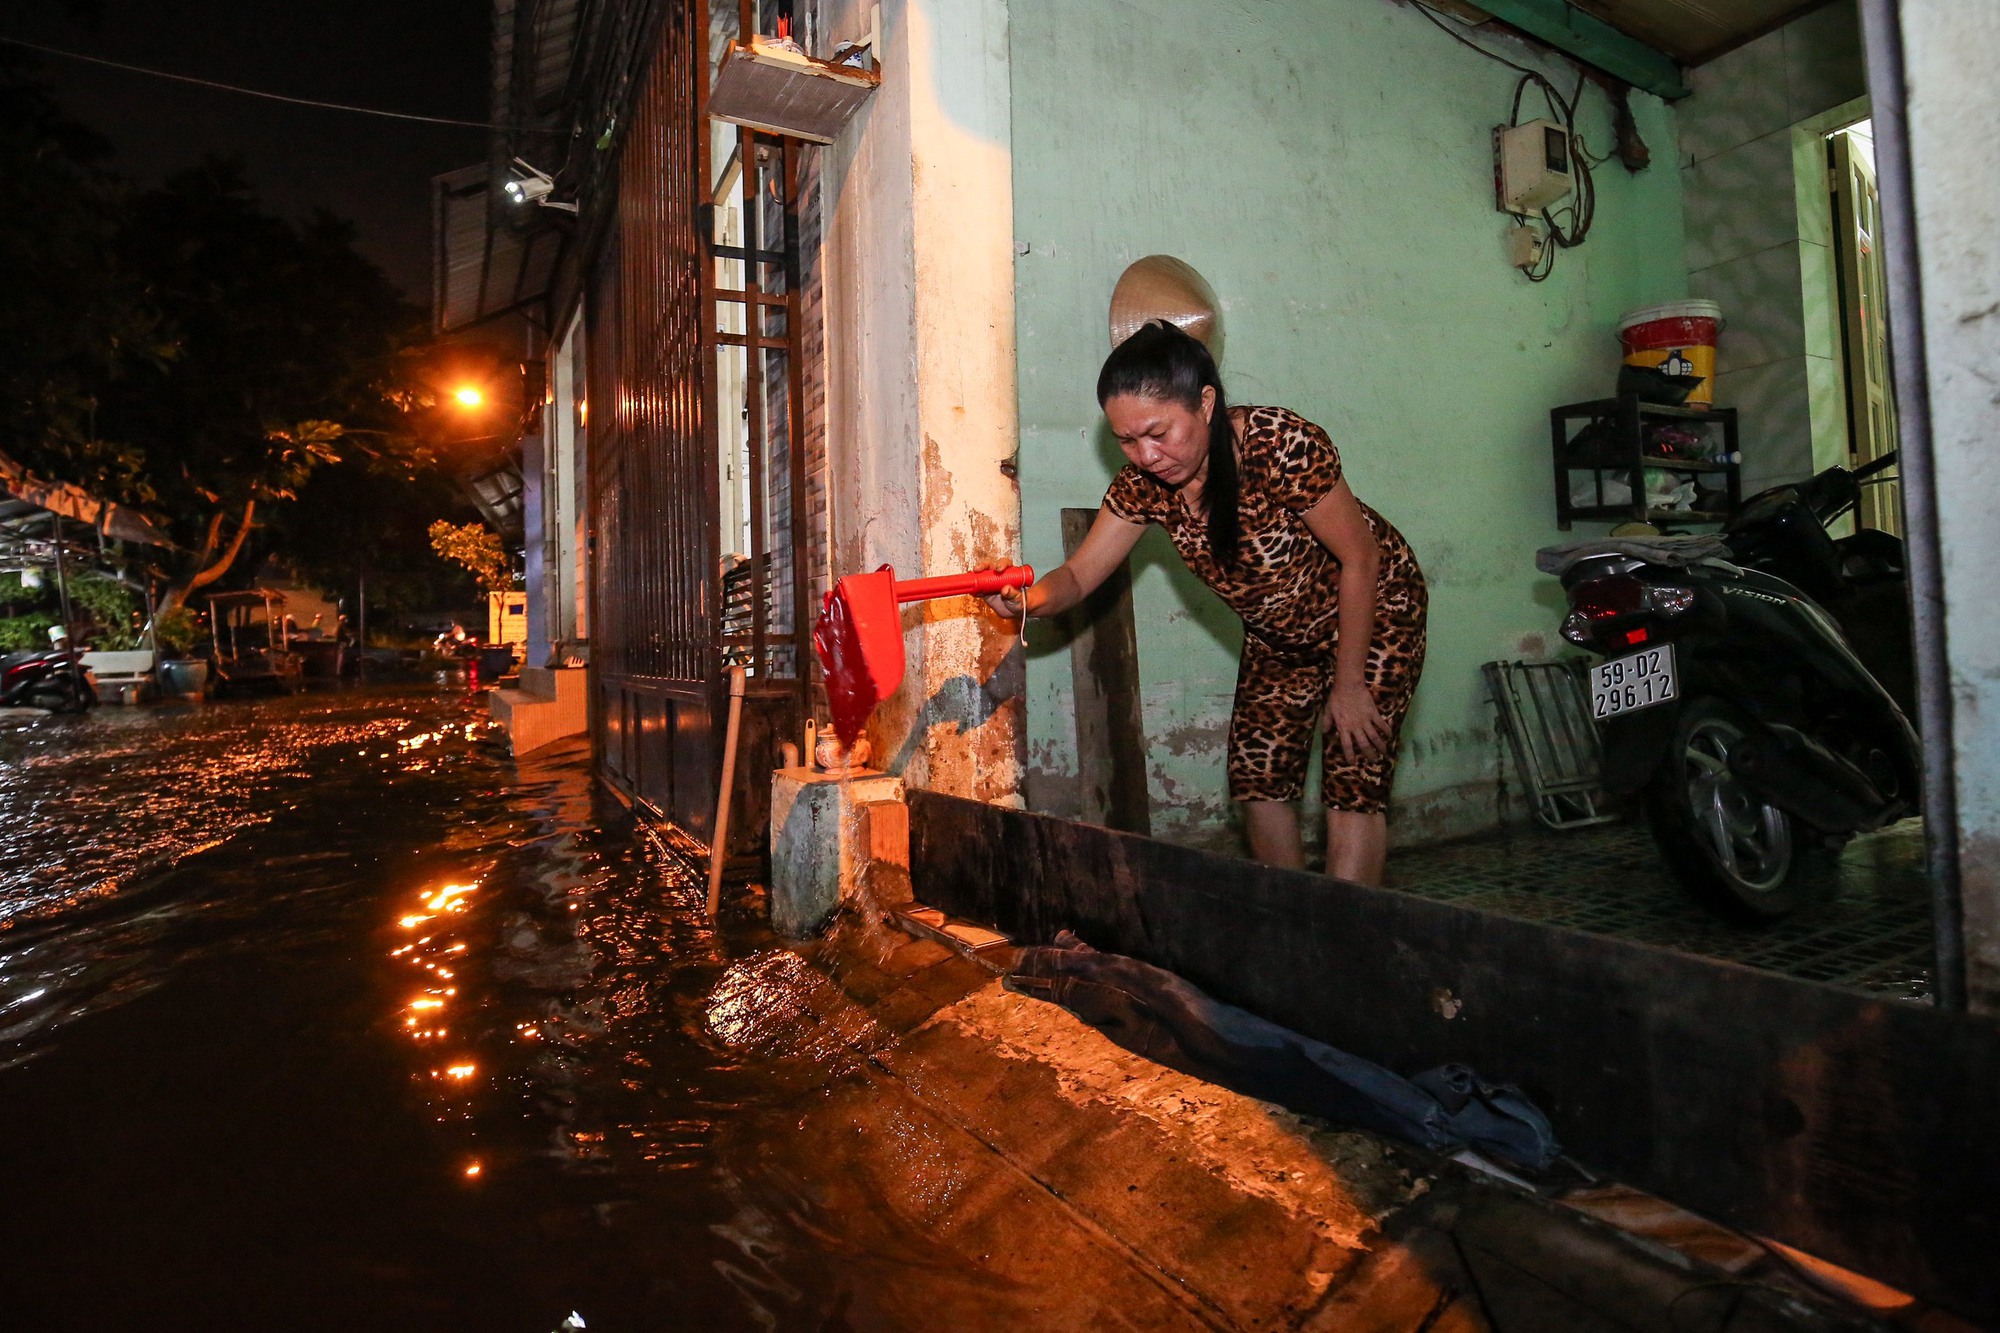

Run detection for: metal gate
[[585, 0, 811, 852]]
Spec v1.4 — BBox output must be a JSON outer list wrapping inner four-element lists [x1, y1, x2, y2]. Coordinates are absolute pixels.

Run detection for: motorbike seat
[[1536, 533, 1738, 577]]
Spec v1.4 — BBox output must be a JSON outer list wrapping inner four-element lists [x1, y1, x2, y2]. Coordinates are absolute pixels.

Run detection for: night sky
[[3, 0, 493, 306]]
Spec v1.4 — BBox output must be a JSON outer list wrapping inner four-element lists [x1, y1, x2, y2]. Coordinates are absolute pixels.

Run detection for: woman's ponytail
[[1202, 378, 1240, 566]]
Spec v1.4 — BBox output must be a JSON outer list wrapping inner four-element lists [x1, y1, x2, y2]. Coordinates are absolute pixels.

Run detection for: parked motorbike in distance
[[0, 644, 98, 714], [1538, 451, 1917, 920]]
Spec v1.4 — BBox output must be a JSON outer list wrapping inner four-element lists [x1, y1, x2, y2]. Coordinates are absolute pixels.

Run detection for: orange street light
[[453, 386, 485, 408]]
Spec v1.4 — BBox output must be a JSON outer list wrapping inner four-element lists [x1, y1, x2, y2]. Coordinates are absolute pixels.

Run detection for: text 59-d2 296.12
[[1591, 644, 1678, 719]]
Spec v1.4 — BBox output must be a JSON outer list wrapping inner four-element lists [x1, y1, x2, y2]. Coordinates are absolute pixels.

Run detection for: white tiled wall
[[1679, 0, 1866, 487]]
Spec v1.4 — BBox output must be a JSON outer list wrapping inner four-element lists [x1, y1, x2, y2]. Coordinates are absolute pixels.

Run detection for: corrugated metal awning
[[431, 163, 566, 336], [501, 0, 585, 120], [0, 451, 167, 548], [429, 0, 593, 337]]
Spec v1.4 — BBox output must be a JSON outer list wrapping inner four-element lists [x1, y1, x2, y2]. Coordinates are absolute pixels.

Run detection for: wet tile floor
[[1385, 817, 1935, 1002]]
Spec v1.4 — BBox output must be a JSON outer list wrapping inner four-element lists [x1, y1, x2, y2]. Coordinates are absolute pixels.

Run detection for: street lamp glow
[[453, 386, 484, 408]]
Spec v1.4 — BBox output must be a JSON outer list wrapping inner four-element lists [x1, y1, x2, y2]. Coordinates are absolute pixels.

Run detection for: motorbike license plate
[[1591, 643, 1678, 719]]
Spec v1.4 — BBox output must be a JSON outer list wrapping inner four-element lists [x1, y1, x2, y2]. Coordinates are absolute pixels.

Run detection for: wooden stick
[[708, 665, 748, 919]]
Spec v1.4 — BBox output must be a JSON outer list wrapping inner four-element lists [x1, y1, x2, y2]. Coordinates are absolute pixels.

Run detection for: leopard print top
[[1102, 405, 1421, 654]]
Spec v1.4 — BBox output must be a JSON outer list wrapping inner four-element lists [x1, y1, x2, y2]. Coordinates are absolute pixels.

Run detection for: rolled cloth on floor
[[1004, 933, 1561, 1172]]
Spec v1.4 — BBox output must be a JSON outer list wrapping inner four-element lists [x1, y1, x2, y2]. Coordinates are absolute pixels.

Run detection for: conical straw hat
[[1109, 255, 1223, 362]]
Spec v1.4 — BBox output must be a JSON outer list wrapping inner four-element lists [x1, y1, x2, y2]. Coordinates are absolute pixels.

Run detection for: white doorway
[[1826, 118, 1903, 535]]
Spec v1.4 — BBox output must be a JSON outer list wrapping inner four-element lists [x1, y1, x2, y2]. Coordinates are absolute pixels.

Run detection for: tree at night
[[0, 51, 492, 615], [274, 453, 485, 634], [0, 52, 164, 501], [99, 158, 428, 609]]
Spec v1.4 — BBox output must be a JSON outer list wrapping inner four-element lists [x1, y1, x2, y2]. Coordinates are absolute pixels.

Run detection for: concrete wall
[[1678, 0, 1867, 493], [1008, 0, 1685, 849], [519, 427, 548, 665], [818, 0, 1027, 803], [1899, 3, 2000, 1013], [548, 314, 585, 653]]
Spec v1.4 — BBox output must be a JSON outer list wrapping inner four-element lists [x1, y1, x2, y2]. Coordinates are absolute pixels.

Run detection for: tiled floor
[[1386, 817, 1935, 1002]]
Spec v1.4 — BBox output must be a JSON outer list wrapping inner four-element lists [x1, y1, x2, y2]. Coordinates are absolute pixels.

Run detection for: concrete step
[[515, 664, 586, 704], [488, 667, 587, 755]]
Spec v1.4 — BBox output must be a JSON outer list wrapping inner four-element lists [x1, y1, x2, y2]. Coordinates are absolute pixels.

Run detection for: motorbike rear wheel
[[1645, 697, 1822, 920], [27, 681, 80, 713]]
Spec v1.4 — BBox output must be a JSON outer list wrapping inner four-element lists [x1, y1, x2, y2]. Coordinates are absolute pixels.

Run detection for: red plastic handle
[[892, 565, 1035, 603]]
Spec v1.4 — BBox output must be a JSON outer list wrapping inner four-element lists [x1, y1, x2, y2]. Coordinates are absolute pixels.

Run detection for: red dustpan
[[813, 564, 1034, 745]]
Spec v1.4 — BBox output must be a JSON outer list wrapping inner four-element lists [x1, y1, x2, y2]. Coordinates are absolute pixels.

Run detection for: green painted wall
[[1008, 0, 1686, 850]]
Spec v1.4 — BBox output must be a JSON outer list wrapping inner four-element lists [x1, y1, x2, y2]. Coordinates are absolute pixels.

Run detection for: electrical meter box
[[1494, 119, 1574, 214]]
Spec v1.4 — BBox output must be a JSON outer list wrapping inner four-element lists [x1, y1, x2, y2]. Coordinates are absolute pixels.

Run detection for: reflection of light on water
[[705, 950, 816, 1048], [703, 950, 871, 1075], [425, 884, 476, 911], [0, 704, 414, 947], [367, 808, 739, 1188], [387, 875, 499, 1164], [2, 694, 659, 1226]]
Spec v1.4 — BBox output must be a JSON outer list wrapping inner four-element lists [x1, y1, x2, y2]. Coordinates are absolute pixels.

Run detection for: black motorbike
[[1538, 452, 1916, 919], [0, 645, 98, 714]]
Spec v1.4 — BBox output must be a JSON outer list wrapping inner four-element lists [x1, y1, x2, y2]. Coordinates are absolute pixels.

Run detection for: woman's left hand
[[976, 557, 1029, 619], [1321, 683, 1388, 761]]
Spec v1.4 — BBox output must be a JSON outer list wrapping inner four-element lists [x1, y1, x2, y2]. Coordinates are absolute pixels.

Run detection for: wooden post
[[50, 517, 74, 645], [1060, 508, 1150, 835], [708, 664, 748, 918]]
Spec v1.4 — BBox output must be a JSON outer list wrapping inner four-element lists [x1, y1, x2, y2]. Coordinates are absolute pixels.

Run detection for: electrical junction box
[[1494, 119, 1574, 214], [1505, 223, 1546, 271]]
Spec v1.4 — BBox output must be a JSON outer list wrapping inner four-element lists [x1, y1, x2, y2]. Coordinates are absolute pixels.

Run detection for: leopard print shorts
[[1225, 573, 1428, 813]]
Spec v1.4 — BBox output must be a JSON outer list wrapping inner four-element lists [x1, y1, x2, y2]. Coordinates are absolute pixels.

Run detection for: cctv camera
[[504, 159, 578, 214], [505, 174, 554, 204]]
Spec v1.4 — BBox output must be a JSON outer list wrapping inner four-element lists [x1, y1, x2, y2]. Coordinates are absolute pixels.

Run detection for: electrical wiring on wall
[[1414, 2, 1614, 282]]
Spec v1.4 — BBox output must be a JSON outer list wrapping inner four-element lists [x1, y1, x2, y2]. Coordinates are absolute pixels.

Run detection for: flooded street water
[[0, 686, 888, 1331], [1, 687, 1971, 1332]]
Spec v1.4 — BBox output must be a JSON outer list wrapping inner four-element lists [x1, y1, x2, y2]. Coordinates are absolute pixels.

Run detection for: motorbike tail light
[[1570, 574, 1645, 620], [1560, 577, 1695, 647], [1647, 586, 1696, 615]]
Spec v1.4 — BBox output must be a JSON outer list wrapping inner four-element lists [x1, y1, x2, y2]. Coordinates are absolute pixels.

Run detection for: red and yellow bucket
[[1617, 300, 1723, 405]]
